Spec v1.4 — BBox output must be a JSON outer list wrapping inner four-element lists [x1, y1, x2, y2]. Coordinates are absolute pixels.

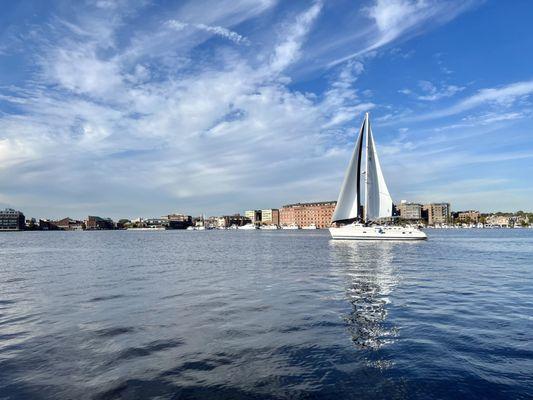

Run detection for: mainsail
[[331, 119, 364, 223], [332, 113, 393, 224]]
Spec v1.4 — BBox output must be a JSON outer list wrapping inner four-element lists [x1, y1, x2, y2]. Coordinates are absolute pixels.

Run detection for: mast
[[363, 112, 369, 224]]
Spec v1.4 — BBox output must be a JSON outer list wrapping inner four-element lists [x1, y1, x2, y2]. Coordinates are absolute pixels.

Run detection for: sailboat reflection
[[329, 240, 400, 350]]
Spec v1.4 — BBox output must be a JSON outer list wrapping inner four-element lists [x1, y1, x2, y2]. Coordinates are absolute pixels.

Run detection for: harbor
[[1, 0, 533, 398]]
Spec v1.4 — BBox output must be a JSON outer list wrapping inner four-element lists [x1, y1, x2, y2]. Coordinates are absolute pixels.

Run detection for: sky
[[0, 0, 532, 219]]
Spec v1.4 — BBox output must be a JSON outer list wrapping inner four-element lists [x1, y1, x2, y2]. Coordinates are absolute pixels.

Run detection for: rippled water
[[0, 229, 532, 399]]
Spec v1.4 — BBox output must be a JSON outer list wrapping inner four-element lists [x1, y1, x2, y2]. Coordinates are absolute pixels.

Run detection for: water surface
[[0, 229, 531, 399]]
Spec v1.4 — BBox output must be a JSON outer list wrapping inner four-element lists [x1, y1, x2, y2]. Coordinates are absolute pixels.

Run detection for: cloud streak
[[412, 80, 533, 121], [328, 0, 478, 67], [269, 1, 323, 73], [167, 20, 250, 45]]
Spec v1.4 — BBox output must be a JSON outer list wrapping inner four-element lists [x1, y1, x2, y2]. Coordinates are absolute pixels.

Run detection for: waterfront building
[[85, 216, 115, 230], [261, 209, 280, 226], [193, 216, 205, 228], [279, 201, 336, 229], [38, 219, 59, 230], [244, 210, 262, 223], [218, 214, 252, 228], [397, 201, 423, 220], [116, 219, 131, 229], [0, 208, 26, 231], [54, 217, 84, 230], [511, 214, 529, 227], [455, 210, 480, 223], [423, 203, 451, 225], [144, 218, 168, 229], [25, 218, 38, 230], [486, 215, 510, 227], [164, 214, 193, 229]]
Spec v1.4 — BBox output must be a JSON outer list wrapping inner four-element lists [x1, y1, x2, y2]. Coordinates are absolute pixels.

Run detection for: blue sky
[[1, 0, 532, 219]]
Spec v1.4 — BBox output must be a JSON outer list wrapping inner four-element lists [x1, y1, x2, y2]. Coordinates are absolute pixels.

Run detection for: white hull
[[281, 225, 300, 230], [127, 227, 166, 231], [239, 224, 257, 230], [329, 224, 427, 240], [260, 225, 279, 230]]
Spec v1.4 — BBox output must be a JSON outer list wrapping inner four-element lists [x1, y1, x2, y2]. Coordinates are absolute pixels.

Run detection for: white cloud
[[455, 80, 533, 109], [417, 81, 465, 101], [167, 20, 249, 45], [269, 2, 323, 73], [368, 0, 429, 42], [321, 60, 374, 128], [412, 80, 464, 101], [0, 0, 367, 218], [416, 80, 533, 120], [41, 46, 123, 98], [2, 0, 531, 217], [195, 23, 249, 45], [328, 0, 478, 67]]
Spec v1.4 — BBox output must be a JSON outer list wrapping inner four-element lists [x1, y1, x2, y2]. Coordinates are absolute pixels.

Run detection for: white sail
[[365, 125, 393, 221], [331, 120, 364, 222]]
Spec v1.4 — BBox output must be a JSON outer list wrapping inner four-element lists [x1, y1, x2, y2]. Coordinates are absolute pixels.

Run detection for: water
[[0, 229, 531, 399]]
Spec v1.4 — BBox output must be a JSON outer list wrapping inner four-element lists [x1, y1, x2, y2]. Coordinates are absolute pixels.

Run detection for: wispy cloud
[[414, 80, 533, 121], [416, 80, 464, 101], [0, 0, 365, 218], [328, 0, 478, 67], [269, 1, 323, 73], [398, 80, 464, 101], [1, 0, 532, 216], [167, 20, 250, 45]]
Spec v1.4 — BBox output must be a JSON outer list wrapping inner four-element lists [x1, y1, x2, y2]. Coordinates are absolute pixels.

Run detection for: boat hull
[[329, 224, 427, 240]]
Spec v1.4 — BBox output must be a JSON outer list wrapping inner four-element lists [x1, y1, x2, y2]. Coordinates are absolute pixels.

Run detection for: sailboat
[[329, 113, 427, 240]]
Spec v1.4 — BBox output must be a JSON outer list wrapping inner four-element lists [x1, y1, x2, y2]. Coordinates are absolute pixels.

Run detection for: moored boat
[[239, 223, 258, 230], [127, 227, 166, 231], [281, 224, 300, 230], [260, 225, 279, 230]]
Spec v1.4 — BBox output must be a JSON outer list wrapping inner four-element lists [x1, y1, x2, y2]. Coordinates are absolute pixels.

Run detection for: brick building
[[54, 217, 85, 230], [85, 216, 115, 230], [279, 201, 336, 229], [423, 203, 451, 225], [455, 210, 480, 223]]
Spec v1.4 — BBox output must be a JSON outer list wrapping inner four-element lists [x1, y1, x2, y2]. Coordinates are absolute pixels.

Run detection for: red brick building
[[54, 217, 85, 230], [279, 201, 337, 228], [85, 216, 115, 230]]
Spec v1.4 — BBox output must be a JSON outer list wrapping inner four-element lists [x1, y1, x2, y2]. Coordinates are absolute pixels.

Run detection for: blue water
[[0, 229, 531, 399]]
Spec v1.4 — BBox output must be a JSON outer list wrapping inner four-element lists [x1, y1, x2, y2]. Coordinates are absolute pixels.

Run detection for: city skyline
[[1, 0, 533, 218]]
